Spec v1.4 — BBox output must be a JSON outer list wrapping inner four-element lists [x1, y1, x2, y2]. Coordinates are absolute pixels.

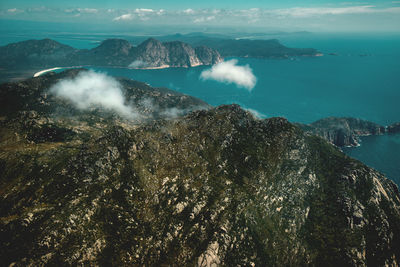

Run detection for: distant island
[[0, 38, 220, 68], [122, 32, 320, 59], [0, 36, 319, 82], [297, 117, 400, 147]]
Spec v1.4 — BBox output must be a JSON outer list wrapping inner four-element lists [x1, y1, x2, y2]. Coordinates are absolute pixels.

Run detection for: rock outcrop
[[298, 117, 387, 147], [129, 38, 223, 68], [0, 71, 399, 266]]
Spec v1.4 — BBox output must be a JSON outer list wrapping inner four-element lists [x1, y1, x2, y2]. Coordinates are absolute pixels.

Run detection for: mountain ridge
[[0, 70, 399, 266]]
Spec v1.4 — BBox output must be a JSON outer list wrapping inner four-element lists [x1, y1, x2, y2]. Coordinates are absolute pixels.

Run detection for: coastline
[[32, 63, 211, 76]]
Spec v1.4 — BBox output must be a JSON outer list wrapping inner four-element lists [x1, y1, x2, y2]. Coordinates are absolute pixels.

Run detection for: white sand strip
[[33, 67, 63, 77]]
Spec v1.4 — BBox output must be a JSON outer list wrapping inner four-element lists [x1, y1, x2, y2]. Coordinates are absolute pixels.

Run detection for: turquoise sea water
[[343, 135, 400, 184], [2, 33, 400, 184]]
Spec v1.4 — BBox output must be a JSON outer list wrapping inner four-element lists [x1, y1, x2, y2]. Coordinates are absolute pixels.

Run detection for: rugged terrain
[[0, 38, 222, 81], [1, 70, 400, 266], [0, 35, 320, 82]]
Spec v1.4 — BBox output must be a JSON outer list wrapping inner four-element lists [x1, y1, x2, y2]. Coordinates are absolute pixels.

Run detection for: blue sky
[[1, 0, 400, 32]]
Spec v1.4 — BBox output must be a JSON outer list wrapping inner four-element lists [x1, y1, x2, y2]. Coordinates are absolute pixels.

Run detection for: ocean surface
[[2, 33, 400, 184], [343, 134, 400, 184]]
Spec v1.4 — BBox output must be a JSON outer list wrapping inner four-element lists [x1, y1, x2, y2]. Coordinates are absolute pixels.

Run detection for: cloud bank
[[50, 70, 136, 118], [200, 59, 257, 91], [2, 5, 400, 31]]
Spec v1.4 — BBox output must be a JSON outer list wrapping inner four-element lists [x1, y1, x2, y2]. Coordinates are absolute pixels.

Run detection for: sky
[[1, 0, 400, 32]]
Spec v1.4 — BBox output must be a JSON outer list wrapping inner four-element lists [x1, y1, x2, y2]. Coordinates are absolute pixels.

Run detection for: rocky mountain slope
[[130, 38, 222, 68], [1, 70, 400, 266], [0, 39, 78, 69]]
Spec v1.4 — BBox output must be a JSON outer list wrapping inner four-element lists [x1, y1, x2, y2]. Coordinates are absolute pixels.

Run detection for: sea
[[1, 32, 400, 185]]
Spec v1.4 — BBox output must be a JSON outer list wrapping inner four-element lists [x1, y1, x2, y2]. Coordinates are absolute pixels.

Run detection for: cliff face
[[0, 70, 400, 266], [195, 45, 223, 66], [129, 38, 223, 68], [298, 117, 387, 147]]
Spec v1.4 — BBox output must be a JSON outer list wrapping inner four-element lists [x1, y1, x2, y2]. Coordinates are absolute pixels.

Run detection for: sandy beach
[[33, 67, 63, 77]]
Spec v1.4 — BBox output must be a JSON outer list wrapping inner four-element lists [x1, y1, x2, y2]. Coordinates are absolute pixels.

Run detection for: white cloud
[[113, 13, 134, 21], [272, 5, 378, 17], [200, 59, 257, 91], [183, 8, 195, 14], [112, 8, 164, 21], [134, 8, 154, 13], [7, 8, 23, 13], [78, 8, 98, 14], [245, 108, 267, 119], [193, 15, 216, 23], [64, 8, 98, 14], [50, 70, 138, 119]]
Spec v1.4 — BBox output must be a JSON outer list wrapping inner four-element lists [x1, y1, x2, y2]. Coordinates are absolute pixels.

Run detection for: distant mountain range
[[120, 32, 319, 58], [0, 38, 222, 71], [0, 35, 319, 82]]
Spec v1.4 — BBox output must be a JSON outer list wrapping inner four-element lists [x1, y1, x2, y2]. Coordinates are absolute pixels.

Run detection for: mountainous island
[[0, 36, 319, 82], [0, 38, 223, 69], [123, 32, 320, 59], [1, 69, 399, 266], [0, 38, 222, 82]]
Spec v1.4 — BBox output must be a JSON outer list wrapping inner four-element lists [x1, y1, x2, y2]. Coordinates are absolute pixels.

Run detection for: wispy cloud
[[193, 16, 215, 23], [64, 8, 98, 14], [200, 59, 257, 91], [7, 8, 23, 14], [113, 13, 134, 21], [183, 8, 195, 14], [245, 107, 267, 119], [272, 5, 377, 17], [112, 8, 164, 21]]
